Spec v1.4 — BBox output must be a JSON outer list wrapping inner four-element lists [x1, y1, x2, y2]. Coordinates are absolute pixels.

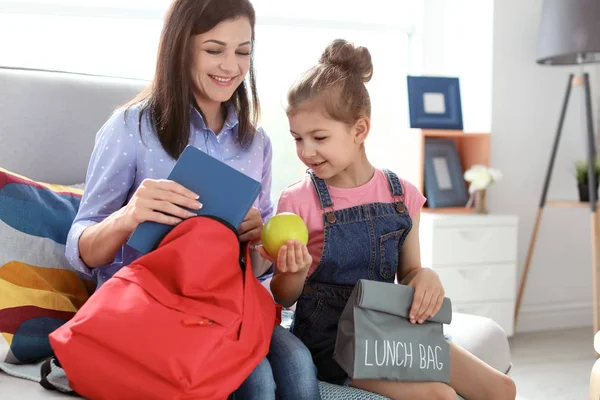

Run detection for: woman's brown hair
[[286, 39, 373, 125], [127, 0, 260, 159]]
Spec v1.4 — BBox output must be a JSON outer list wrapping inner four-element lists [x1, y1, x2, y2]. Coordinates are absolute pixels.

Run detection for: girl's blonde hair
[[286, 39, 373, 125]]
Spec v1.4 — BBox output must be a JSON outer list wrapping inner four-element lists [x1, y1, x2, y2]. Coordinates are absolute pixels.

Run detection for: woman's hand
[[259, 240, 312, 275], [239, 207, 263, 243], [406, 268, 445, 324], [118, 179, 202, 233]]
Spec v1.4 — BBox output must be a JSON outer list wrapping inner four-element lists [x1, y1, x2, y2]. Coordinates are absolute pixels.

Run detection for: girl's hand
[[239, 207, 263, 243], [119, 179, 201, 233], [258, 240, 312, 275], [407, 268, 445, 324]]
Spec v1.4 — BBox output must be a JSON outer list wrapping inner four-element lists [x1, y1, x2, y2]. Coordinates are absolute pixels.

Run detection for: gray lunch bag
[[333, 279, 453, 383]]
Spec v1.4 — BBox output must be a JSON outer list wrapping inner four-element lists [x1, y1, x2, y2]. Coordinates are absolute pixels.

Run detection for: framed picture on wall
[[423, 138, 469, 208], [407, 76, 464, 130]]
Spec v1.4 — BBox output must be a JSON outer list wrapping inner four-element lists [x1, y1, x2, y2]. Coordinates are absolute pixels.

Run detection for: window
[[253, 24, 412, 199], [0, 0, 420, 199]]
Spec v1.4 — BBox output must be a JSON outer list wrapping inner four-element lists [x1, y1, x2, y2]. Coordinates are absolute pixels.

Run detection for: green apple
[[261, 212, 309, 258]]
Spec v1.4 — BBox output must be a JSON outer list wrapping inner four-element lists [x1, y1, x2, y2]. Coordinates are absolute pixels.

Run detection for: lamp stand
[[514, 72, 599, 335]]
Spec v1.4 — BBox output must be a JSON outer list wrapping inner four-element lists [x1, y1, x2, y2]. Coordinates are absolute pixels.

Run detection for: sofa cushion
[[0, 67, 147, 184], [0, 168, 95, 364]]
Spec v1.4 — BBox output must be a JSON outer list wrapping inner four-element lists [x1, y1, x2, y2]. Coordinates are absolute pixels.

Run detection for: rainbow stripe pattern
[[0, 168, 95, 364]]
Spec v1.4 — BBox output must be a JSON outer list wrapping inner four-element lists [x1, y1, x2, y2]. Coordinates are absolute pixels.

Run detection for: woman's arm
[[66, 109, 200, 272], [239, 129, 273, 245], [78, 208, 134, 268], [65, 110, 138, 273], [243, 129, 275, 277], [257, 128, 274, 222], [78, 179, 200, 268]]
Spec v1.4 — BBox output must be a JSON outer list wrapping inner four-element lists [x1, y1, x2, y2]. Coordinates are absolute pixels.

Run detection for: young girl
[[261, 39, 517, 400], [65, 1, 319, 398]]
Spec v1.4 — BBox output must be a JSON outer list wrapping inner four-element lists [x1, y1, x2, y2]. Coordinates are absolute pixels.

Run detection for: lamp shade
[[536, 0, 600, 65]]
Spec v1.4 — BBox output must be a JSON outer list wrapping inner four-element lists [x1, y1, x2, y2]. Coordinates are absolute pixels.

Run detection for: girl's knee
[[429, 383, 457, 400], [494, 374, 516, 400]]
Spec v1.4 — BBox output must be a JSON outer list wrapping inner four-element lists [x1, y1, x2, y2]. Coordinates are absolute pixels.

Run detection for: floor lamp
[[514, 0, 600, 332]]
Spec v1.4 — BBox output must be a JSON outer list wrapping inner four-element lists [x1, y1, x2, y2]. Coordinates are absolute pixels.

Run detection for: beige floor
[[509, 327, 596, 400]]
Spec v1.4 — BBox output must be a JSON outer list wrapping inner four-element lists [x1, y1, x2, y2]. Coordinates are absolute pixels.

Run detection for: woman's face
[[190, 17, 252, 107]]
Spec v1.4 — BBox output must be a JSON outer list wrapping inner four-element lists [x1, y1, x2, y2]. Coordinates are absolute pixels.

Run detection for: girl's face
[[190, 17, 252, 107], [289, 107, 368, 181]]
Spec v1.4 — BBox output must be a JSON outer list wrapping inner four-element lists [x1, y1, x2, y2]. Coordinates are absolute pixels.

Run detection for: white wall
[[491, 0, 600, 332], [416, 0, 600, 333], [415, 0, 494, 133]]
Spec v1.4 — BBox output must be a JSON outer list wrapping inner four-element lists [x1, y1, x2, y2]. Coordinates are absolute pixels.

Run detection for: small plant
[[464, 165, 502, 213], [464, 165, 502, 193], [575, 158, 600, 186]]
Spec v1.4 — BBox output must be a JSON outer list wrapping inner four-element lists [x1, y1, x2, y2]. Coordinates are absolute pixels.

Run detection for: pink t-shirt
[[276, 169, 426, 275]]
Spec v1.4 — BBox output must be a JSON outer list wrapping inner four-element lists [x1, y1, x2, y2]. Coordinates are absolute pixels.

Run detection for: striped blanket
[[0, 168, 94, 369]]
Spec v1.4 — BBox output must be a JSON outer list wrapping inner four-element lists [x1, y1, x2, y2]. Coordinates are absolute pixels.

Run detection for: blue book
[[126, 145, 262, 254]]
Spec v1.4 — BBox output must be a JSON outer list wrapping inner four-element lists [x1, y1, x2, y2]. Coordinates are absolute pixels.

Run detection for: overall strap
[[308, 170, 334, 209], [382, 169, 404, 197]]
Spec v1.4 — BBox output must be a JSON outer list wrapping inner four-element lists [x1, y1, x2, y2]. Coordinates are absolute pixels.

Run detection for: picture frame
[[423, 138, 469, 208], [407, 76, 464, 130]]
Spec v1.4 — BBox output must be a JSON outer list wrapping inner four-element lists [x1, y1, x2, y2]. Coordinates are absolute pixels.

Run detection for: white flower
[[464, 164, 502, 193]]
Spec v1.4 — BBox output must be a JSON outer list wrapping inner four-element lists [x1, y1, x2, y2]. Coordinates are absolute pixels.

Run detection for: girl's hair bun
[[319, 39, 373, 83]]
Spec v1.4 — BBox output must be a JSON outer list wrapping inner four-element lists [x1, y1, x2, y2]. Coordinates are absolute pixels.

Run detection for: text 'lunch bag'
[[49, 216, 278, 400], [334, 279, 452, 384]]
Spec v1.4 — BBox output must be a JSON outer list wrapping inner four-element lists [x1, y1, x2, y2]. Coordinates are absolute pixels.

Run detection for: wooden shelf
[[417, 129, 491, 214], [422, 207, 476, 214], [547, 200, 597, 208], [393, 129, 490, 214]]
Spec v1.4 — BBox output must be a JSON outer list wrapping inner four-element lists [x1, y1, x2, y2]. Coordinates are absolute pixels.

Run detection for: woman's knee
[[271, 326, 315, 372], [252, 359, 277, 389], [234, 358, 276, 398]]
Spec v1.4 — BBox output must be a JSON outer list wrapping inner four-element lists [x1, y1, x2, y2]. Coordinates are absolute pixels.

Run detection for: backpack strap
[[40, 356, 76, 395]]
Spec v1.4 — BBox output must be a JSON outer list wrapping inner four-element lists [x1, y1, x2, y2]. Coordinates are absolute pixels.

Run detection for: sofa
[[0, 66, 512, 399]]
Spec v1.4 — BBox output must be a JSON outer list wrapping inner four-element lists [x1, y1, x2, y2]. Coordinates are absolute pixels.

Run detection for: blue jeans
[[233, 325, 320, 399]]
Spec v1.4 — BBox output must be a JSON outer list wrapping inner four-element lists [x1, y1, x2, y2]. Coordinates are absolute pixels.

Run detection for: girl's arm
[[397, 210, 423, 284], [263, 189, 311, 306], [397, 210, 445, 324], [264, 241, 311, 308], [271, 271, 307, 307]]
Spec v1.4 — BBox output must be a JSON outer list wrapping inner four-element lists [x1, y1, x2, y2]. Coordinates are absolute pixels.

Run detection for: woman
[[65, 1, 320, 399]]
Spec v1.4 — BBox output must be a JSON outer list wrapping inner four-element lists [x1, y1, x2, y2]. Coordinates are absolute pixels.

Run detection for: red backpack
[[49, 216, 279, 400]]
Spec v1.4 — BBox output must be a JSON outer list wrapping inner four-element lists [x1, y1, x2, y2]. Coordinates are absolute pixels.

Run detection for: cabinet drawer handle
[[457, 229, 488, 242], [457, 268, 492, 281], [455, 305, 489, 314]]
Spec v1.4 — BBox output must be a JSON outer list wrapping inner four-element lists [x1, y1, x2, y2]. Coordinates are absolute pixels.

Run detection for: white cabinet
[[419, 213, 519, 336]]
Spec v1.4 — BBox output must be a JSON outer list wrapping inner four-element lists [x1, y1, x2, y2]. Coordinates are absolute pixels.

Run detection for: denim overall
[[292, 169, 412, 385]]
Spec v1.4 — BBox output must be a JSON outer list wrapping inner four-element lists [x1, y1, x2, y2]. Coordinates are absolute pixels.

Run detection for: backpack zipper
[[182, 319, 213, 326]]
